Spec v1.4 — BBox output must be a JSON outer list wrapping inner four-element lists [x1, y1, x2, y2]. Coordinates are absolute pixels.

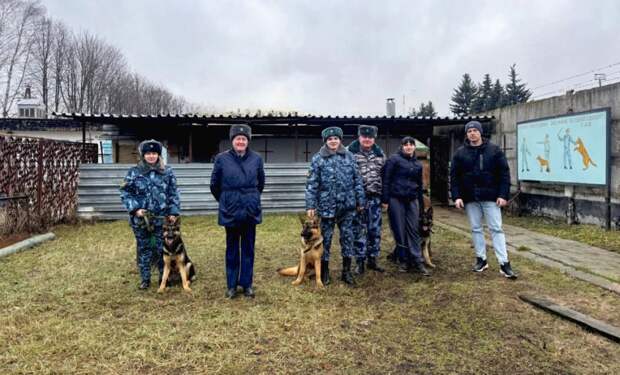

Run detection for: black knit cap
[[464, 120, 483, 133], [139, 139, 163, 155], [230, 124, 252, 141], [321, 126, 343, 142], [358, 125, 378, 138], [401, 136, 416, 145]]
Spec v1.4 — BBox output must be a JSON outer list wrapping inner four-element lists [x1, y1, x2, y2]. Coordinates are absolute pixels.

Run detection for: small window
[[19, 108, 24, 117]]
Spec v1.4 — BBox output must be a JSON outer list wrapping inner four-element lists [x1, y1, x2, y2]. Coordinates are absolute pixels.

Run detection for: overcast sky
[[43, 0, 620, 116]]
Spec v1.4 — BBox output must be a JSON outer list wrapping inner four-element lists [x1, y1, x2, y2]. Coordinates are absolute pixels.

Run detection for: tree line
[[450, 64, 532, 117], [0, 0, 193, 118]]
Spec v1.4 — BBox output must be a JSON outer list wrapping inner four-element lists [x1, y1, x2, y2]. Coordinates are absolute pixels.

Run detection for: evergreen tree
[[488, 79, 506, 110], [480, 74, 494, 111], [504, 64, 531, 105], [450, 73, 477, 116], [418, 100, 437, 117]]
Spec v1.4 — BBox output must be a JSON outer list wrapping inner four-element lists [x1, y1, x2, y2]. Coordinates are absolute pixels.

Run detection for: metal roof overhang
[[53, 112, 494, 136]]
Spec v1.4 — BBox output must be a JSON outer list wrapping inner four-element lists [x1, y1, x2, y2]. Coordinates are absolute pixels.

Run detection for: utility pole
[[594, 73, 606, 87]]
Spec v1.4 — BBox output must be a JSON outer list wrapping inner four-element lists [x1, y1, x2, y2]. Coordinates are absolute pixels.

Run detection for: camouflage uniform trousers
[[320, 209, 356, 261], [353, 195, 383, 261], [130, 217, 164, 283]]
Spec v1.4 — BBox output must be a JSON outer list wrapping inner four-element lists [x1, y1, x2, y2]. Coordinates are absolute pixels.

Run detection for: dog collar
[[302, 236, 323, 253]]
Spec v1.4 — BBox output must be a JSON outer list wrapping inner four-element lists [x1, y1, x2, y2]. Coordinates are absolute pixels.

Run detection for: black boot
[[320, 260, 331, 285], [367, 256, 385, 273], [341, 257, 356, 286], [354, 258, 365, 276], [413, 262, 431, 277], [139, 280, 150, 290]]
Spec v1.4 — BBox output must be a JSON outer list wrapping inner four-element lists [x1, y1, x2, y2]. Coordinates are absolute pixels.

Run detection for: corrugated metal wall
[[78, 163, 309, 220]]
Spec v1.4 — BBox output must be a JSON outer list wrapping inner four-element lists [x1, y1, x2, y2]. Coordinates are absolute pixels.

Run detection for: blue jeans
[[464, 201, 509, 265]]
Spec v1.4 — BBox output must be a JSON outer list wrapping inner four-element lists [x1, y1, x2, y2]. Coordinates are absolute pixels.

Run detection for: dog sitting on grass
[[158, 217, 196, 293], [277, 215, 324, 288]]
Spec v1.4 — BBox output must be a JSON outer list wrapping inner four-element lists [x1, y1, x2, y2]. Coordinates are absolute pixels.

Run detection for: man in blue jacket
[[210, 125, 265, 298], [450, 121, 517, 279]]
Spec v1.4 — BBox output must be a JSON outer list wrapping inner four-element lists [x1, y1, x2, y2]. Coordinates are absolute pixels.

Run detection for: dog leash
[[138, 211, 167, 248], [507, 190, 521, 206]]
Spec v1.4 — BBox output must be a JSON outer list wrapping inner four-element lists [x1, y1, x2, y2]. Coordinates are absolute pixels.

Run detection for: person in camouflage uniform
[[347, 125, 386, 275], [305, 126, 365, 286], [120, 139, 181, 290]]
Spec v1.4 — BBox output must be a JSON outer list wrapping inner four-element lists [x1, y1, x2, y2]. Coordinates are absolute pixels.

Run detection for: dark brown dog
[[277, 215, 324, 288], [158, 217, 196, 293]]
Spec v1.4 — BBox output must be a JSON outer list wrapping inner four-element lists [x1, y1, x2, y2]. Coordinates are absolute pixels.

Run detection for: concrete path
[[434, 207, 620, 295]]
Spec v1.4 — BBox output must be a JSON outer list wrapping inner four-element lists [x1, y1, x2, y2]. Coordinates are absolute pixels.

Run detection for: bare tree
[[30, 13, 53, 116], [51, 20, 67, 113], [0, 0, 43, 117]]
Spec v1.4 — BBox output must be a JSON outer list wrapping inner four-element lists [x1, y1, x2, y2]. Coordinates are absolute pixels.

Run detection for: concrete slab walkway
[[434, 207, 620, 295]]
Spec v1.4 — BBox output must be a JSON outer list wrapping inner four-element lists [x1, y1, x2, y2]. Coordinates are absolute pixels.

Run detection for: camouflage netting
[[0, 135, 97, 236]]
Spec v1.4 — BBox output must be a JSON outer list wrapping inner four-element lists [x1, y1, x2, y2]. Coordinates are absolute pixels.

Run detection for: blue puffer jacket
[[120, 162, 181, 217], [305, 145, 365, 218], [450, 139, 510, 203], [382, 150, 424, 210], [210, 149, 265, 227]]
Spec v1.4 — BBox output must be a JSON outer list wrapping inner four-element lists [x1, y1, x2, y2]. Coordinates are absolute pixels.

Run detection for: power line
[[531, 75, 620, 100], [530, 61, 620, 90]]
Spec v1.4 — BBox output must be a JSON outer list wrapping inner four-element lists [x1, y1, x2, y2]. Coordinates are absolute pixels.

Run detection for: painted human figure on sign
[[537, 133, 550, 160], [520, 138, 531, 172], [557, 128, 576, 169]]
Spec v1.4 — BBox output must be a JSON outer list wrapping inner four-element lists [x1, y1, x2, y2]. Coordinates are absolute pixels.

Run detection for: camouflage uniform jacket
[[120, 162, 181, 217], [347, 140, 385, 196], [305, 144, 365, 218]]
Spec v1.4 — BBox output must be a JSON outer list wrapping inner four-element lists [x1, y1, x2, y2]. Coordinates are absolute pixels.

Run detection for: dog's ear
[[299, 214, 307, 224], [427, 206, 433, 216], [175, 216, 181, 225]]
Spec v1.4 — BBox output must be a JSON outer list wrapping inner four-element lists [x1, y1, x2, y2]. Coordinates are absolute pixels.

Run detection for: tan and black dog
[[277, 215, 324, 288], [420, 197, 435, 268], [158, 217, 196, 293]]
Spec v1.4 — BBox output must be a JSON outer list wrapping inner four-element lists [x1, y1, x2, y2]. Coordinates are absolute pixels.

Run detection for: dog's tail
[[277, 265, 299, 277]]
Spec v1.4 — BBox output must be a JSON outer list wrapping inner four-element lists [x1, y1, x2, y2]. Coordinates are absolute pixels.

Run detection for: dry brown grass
[[1, 213, 619, 374]]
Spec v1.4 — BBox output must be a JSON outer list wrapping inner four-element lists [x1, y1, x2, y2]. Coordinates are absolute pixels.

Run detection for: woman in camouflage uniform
[[305, 127, 365, 286], [120, 139, 180, 290]]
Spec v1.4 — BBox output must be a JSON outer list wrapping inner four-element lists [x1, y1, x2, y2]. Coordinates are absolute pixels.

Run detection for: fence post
[[37, 139, 44, 228]]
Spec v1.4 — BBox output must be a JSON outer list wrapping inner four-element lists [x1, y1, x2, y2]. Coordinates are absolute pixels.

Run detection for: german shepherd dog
[[277, 215, 324, 288], [420, 204, 435, 268], [158, 217, 196, 293]]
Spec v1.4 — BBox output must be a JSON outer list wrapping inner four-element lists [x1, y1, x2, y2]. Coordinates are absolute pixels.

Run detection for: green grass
[[505, 214, 620, 255], [1, 214, 619, 374]]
